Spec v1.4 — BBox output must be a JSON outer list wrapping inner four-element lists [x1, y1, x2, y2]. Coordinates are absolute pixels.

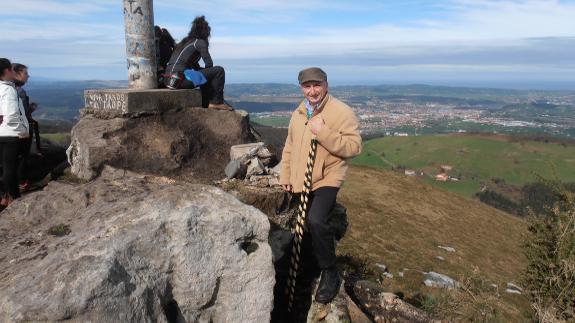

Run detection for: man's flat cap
[[298, 67, 327, 84]]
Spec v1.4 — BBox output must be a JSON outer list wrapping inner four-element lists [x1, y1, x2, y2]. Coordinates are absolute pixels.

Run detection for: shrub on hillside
[[422, 269, 504, 322], [522, 181, 575, 321], [520, 181, 575, 217], [476, 189, 521, 215]]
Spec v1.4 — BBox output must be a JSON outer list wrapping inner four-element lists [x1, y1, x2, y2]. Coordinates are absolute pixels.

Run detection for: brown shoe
[[208, 103, 233, 111]]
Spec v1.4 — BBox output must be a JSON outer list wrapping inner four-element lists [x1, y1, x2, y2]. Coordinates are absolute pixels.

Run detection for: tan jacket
[[280, 94, 362, 193]]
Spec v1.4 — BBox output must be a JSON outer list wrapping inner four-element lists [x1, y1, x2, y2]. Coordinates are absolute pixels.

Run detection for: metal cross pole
[[123, 0, 157, 89]]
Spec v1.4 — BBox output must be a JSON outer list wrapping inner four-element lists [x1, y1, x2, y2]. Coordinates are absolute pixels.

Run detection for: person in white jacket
[[0, 58, 29, 207]]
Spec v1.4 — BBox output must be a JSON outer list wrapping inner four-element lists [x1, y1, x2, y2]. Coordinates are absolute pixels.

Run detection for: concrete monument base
[[83, 88, 203, 118]]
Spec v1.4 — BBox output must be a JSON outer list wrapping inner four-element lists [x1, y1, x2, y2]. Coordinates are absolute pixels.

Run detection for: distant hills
[[23, 80, 575, 120], [27, 80, 128, 120]]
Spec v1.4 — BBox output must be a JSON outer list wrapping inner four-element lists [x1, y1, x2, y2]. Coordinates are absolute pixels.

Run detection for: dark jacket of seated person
[[164, 16, 229, 110]]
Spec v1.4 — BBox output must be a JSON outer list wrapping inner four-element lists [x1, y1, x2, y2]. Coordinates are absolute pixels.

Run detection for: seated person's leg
[[200, 66, 226, 106]]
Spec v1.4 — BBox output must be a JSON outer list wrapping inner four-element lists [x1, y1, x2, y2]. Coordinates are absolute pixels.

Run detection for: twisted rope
[[286, 137, 318, 312]]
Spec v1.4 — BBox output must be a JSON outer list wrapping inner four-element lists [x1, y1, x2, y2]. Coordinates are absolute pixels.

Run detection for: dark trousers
[[18, 137, 32, 182], [306, 186, 339, 270], [0, 137, 22, 198], [179, 66, 225, 106]]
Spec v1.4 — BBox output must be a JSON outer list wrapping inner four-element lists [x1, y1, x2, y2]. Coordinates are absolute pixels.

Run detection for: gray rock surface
[[224, 159, 245, 179], [423, 272, 460, 289], [0, 167, 274, 323], [268, 176, 280, 187], [270, 162, 282, 176], [353, 280, 431, 323], [257, 145, 273, 160], [437, 245, 456, 253], [246, 157, 266, 177], [230, 142, 265, 162], [306, 281, 350, 323], [67, 107, 255, 181], [228, 143, 274, 172], [66, 116, 125, 180], [375, 263, 388, 272], [506, 282, 523, 294]]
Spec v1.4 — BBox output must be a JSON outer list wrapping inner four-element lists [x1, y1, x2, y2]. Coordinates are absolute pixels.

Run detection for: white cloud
[[2, 0, 574, 83], [154, 0, 381, 24], [2, 0, 111, 17], [0, 19, 123, 42]]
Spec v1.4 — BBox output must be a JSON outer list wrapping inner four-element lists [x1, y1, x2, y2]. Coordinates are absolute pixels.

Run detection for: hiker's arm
[[1, 89, 28, 138], [196, 40, 213, 68], [280, 116, 295, 190], [315, 111, 362, 159]]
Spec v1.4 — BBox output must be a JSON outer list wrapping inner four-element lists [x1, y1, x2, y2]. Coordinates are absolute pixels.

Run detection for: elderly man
[[280, 67, 362, 304]]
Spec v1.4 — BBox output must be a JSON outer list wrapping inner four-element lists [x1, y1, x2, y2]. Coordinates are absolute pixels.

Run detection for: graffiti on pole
[[124, 0, 144, 16]]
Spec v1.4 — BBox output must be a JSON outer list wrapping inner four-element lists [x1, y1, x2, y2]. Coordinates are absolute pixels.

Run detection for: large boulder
[[0, 167, 274, 322], [67, 108, 255, 182]]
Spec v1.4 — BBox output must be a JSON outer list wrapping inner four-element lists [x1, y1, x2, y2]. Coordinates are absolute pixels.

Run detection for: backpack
[[158, 29, 175, 69], [155, 27, 175, 87]]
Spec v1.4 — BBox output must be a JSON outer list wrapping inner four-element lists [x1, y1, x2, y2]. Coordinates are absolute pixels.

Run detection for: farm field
[[352, 134, 575, 197]]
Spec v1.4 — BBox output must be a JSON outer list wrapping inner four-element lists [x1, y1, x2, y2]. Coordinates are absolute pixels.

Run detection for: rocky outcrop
[[353, 280, 431, 323], [0, 167, 274, 322], [67, 108, 255, 182], [25, 139, 68, 183], [224, 142, 280, 188], [306, 283, 351, 323]]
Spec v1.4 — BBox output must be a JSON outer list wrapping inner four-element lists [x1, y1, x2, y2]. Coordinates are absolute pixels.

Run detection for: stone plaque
[[84, 89, 203, 118]]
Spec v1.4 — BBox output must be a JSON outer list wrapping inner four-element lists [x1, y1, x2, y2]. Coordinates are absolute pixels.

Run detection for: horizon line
[[28, 79, 575, 92]]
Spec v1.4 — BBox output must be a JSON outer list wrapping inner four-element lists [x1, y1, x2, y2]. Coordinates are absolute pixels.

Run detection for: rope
[[286, 136, 318, 313]]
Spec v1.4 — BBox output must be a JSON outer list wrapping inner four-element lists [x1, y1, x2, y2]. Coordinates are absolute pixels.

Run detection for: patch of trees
[[476, 181, 575, 217], [476, 190, 520, 215]]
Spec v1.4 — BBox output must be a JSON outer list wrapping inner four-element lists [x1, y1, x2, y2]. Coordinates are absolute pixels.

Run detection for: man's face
[[14, 68, 29, 84], [301, 81, 328, 106]]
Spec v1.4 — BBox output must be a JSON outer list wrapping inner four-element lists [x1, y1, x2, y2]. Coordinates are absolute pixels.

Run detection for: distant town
[[23, 81, 575, 139], [243, 84, 575, 138]]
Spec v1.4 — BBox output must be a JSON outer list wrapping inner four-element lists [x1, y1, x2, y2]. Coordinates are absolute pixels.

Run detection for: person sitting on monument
[[165, 16, 231, 111]]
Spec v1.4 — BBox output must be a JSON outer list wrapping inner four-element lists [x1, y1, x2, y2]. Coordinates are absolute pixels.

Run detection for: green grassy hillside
[[352, 134, 575, 197], [339, 166, 530, 320]]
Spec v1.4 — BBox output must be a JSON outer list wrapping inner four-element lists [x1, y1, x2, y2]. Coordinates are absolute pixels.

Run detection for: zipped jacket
[[165, 38, 212, 74], [280, 94, 362, 192], [0, 80, 29, 138]]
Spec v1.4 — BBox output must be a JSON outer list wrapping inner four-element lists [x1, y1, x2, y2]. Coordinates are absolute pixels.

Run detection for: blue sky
[[1, 0, 575, 88]]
